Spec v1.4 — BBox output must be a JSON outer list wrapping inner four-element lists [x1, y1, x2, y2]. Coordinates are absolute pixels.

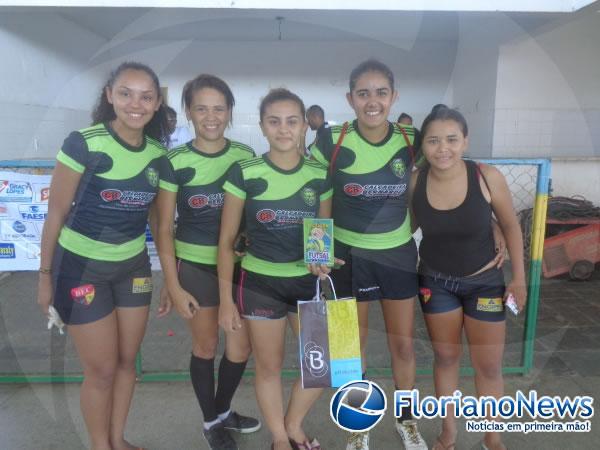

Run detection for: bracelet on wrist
[[39, 267, 52, 274]]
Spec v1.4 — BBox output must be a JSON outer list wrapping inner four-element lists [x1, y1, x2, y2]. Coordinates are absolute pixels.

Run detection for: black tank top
[[412, 160, 496, 277]]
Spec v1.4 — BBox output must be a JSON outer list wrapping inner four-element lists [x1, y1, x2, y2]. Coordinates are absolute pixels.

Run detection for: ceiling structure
[[0, 0, 598, 12]]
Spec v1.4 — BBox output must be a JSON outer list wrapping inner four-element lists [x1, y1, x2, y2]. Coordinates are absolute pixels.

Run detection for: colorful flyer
[[303, 218, 334, 266]]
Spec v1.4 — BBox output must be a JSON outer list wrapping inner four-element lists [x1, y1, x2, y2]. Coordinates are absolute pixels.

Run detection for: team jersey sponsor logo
[[275, 210, 315, 224], [188, 194, 209, 209], [100, 189, 122, 202], [18, 204, 47, 220], [188, 193, 224, 209], [257, 208, 315, 225], [0, 180, 33, 202], [302, 188, 317, 207], [145, 167, 159, 187], [256, 209, 276, 223], [343, 183, 407, 198], [476, 297, 503, 313], [100, 189, 156, 206], [132, 277, 153, 293], [0, 243, 16, 258], [390, 158, 407, 178], [343, 183, 364, 196], [71, 284, 95, 306]]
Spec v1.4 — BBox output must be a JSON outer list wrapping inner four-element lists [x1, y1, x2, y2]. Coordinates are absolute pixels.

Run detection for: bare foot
[[432, 429, 457, 450], [483, 436, 507, 450], [285, 424, 310, 448], [433, 436, 455, 450], [272, 438, 293, 450]]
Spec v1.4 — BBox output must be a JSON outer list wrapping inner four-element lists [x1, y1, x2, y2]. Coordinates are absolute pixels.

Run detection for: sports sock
[[190, 354, 217, 422], [215, 355, 248, 415]]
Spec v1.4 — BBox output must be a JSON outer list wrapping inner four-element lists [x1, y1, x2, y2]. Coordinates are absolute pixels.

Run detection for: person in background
[[165, 105, 193, 149], [398, 113, 421, 148], [302, 104, 327, 157], [397, 112, 413, 126]]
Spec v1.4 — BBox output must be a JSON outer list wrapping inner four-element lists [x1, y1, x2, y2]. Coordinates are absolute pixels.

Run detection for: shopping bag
[[298, 276, 362, 388]]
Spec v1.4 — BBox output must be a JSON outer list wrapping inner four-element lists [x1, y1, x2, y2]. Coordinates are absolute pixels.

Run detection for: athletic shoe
[[395, 420, 428, 450], [346, 431, 369, 450], [221, 411, 261, 434], [203, 422, 238, 450]]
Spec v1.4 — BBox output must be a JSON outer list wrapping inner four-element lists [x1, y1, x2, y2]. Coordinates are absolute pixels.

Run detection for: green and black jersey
[[223, 155, 332, 277], [311, 120, 417, 250], [161, 140, 255, 265], [56, 123, 174, 261]]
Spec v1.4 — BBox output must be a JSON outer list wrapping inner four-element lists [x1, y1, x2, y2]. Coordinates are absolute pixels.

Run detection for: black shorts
[[331, 240, 418, 302], [176, 258, 240, 307], [52, 245, 152, 325], [418, 266, 506, 322], [236, 270, 316, 320]]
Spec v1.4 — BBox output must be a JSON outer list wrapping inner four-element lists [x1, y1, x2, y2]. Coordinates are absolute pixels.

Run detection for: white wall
[[551, 159, 600, 205], [447, 14, 508, 157], [159, 39, 457, 153], [0, 12, 106, 160], [1, 18, 458, 158], [493, 12, 600, 158], [3, 8, 600, 212]]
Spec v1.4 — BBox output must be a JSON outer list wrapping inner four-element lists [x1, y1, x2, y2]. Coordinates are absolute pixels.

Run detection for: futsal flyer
[[303, 218, 334, 266]]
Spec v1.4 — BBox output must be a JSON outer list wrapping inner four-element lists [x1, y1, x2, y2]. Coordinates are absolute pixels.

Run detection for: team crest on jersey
[[390, 158, 406, 178], [302, 188, 317, 207], [145, 167, 159, 187]]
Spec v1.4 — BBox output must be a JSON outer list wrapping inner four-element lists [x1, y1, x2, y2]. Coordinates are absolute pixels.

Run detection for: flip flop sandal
[[308, 438, 321, 449], [289, 439, 312, 450]]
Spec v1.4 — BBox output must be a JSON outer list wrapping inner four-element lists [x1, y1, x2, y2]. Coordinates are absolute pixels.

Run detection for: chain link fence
[[0, 158, 550, 382]]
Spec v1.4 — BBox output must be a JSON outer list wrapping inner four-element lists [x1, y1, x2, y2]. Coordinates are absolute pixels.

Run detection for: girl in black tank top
[[413, 159, 496, 277], [409, 107, 527, 450]]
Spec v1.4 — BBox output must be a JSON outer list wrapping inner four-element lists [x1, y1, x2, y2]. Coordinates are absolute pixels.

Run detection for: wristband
[[39, 267, 52, 274]]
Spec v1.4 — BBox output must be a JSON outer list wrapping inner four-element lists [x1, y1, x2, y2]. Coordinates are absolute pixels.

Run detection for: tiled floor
[[1, 268, 599, 449]]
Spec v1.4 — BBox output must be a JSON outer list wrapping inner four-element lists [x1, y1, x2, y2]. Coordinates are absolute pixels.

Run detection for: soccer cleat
[[395, 420, 428, 450]]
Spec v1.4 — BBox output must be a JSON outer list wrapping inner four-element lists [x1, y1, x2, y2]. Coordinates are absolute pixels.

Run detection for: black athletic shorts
[[330, 239, 418, 302], [236, 269, 317, 320], [52, 245, 152, 325], [176, 258, 240, 307]]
